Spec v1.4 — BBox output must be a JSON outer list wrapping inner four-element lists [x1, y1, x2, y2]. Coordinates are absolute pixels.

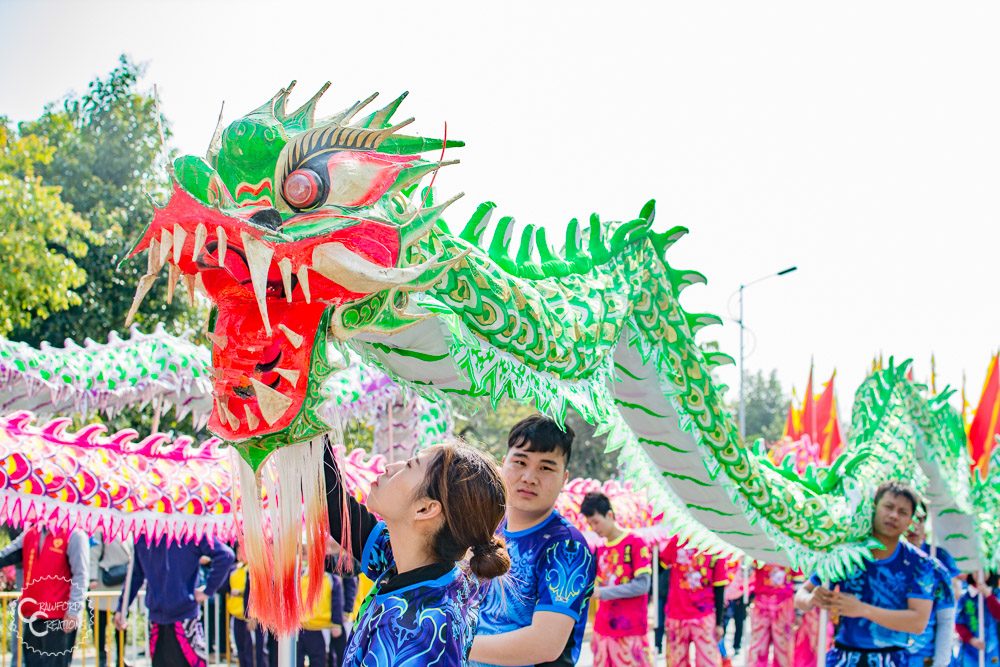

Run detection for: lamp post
[[738, 266, 797, 440]]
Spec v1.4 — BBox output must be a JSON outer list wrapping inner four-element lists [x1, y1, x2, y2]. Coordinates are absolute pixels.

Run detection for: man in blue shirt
[[115, 537, 234, 667], [904, 501, 957, 667], [470, 415, 597, 667], [795, 481, 935, 667]]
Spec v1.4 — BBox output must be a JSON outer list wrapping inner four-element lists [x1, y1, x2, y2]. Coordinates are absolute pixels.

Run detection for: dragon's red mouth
[[128, 186, 401, 440]]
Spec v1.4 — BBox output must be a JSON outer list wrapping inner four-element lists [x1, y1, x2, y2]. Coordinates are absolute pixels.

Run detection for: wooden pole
[[978, 570, 986, 667], [816, 578, 829, 667]]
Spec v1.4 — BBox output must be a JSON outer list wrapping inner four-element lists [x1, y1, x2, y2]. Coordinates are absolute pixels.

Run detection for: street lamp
[[738, 266, 797, 440]]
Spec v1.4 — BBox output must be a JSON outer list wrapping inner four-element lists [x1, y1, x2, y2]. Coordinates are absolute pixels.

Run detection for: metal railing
[[0, 590, 237, 667]]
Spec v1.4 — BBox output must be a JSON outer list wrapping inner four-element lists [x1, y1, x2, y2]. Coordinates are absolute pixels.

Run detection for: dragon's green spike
[[321, 91, 380, 126], [390, 161, 460, 200], [250, 85, 293, 121], [639, 199, 656, 224], [704, 351, 736, 369], [665, 267, 708, 296], [205, 101, 227, 166], [400, 193, 464, 249], [487, 215, 518, 274], [515, 225, 544, 280], [283, 82, 331, 132], [649, 225, 689, 259], [563, 218, 593, 273], [460, 202, 497, 245], [684, 312, 723, 335], [358, 91, 409, 129], [378, 135, 466, 156], [535, 227, 572, 278], [588, 213, 611, 265], [610, 218, 651, 253]]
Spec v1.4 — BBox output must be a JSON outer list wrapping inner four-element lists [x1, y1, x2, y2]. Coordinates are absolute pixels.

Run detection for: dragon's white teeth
[[182, 274, 197, 307], [249, 378, 293, 426], [147, 239, 162, 274], [277, 324, 304, 349], [274, 367, 300, 388], [216, 226, 228, 265], [224, 400, 241, 431], [215, 396, 240, 431], [192, 223, 208, 261], [278, 258, 294, 304], [297, 265, 311, 303], [172, 225, 187, 264], [166, 263, 180, 304], [125, 274, 158, 326], [159, 228, 173, 267], [194, 272, 207, 297], [243, 405, 260, 430], [206, 332, 228, 349], [242, 232, 274, 337]]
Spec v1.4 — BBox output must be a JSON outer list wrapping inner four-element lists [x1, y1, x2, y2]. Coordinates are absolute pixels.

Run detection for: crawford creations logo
[[8, 572, 94, 660]]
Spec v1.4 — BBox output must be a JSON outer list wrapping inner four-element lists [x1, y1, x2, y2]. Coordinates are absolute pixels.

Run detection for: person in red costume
[[0, 524, 90, 667], [662, 538, 730, 667], [747, 564, 798, 667], [582, 491, 653, 667]]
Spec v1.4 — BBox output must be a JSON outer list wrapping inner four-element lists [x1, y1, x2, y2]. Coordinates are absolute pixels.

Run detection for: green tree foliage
[[11, 55, 197, 347], [0, 120, 95, 335], [455, 398, 619, 480], [740, 369, 788, 445]]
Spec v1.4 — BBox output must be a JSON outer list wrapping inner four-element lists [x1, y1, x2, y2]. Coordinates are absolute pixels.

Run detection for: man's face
[[873, 492, 915, 540], [501, 446, 568, 517], [585, 512, 617, 540]]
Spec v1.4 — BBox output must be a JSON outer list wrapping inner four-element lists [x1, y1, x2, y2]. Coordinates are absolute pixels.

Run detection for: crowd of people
[[0, 416, 998, 667]]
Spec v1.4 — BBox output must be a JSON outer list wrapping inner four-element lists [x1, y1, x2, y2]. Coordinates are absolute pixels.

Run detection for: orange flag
[[783, 388, 802, 439], [800, 362, 816, 444], [969, 354, 1000, 477]]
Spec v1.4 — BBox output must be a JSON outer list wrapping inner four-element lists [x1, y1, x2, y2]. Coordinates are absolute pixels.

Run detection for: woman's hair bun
[[469, 535, 510, 580]]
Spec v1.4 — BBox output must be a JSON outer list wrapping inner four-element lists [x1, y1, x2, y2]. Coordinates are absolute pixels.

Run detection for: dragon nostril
[[233, 385, 255, 399], [249, 208, 283, 231]]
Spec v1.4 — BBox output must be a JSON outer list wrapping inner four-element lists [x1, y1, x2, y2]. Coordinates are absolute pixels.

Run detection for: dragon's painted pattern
[[0, 330, 450, 457], [125, 83, 997, 628], [0, 410, 386, 545], [0, 325, 212, 425]]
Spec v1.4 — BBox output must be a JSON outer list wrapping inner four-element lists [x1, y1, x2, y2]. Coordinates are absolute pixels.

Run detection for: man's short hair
[[873, 481, 919, 516], [507, 415, 574, 464], [580, 491, 613, 518]]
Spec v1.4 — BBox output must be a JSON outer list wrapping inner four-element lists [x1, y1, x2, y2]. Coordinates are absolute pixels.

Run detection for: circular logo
[[8, 573, 94, 659]]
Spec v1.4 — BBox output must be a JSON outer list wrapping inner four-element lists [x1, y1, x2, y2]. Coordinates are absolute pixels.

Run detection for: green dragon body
[[126, 83, 996, 629]]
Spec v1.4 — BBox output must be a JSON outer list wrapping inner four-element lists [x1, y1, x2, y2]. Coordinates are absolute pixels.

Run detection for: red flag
[[969, 354, 1000, 477]]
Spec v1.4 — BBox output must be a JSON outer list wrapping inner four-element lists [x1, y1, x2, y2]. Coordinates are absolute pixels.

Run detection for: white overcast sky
[[3, 0, 998, 418]]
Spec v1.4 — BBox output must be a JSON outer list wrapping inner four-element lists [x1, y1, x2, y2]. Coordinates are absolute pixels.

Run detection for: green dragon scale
[[126, 83, 994, 589]]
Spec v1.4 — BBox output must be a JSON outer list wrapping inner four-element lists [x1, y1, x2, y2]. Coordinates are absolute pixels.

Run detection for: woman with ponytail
[[324, 439, 510, 666]]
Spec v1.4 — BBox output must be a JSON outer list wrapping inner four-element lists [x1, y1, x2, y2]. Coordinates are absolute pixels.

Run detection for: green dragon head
[[126, 83, 464, 468]]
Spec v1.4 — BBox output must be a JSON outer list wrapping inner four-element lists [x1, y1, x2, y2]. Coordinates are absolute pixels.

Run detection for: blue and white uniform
[[474, 511, 596, 667]]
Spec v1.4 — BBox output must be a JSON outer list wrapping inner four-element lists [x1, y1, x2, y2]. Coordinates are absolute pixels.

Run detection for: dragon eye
[[282, 169, 323, 209]]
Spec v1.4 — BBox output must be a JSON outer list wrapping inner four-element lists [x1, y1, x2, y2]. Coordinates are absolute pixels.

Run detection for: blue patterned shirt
[[345, 522, 484, 667], [474, 511, 596, 667], [907, 550, 957, 658], [811, 540, 934, 650]]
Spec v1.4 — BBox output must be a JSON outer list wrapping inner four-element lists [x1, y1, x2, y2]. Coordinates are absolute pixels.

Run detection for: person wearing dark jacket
[[114, 537, 234, 667]]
